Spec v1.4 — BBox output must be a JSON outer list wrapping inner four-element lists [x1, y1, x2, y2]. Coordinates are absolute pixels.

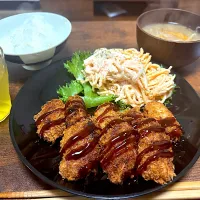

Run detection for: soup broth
[[143, 23, 200, 42]]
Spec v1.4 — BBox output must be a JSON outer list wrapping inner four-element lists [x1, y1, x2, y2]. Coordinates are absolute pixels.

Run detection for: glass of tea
[[0, 47, 11, 122]]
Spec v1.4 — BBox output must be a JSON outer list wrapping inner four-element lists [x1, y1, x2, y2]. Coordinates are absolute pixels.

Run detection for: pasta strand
[[83, 48, 175, 108]]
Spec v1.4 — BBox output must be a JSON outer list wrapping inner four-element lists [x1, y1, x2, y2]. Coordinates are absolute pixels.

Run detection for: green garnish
[[163, 83, 179, 106], [164, 96, 173, 106], [116, 100, 131, 110], [175, 85, 180, 90], [57, 51, 115, 108], [82, 82, 115, 108], [57, 80, 83, 102], [64, 51, 91, 81]]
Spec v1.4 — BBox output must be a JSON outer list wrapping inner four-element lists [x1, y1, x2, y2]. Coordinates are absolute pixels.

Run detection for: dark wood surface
[[1, 20, 200, 198], [40, 0, 200, 21], [1, 0, 200, 21]]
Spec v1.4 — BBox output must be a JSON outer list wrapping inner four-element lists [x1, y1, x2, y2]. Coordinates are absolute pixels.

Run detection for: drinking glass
[[0, 47, 11, 122]]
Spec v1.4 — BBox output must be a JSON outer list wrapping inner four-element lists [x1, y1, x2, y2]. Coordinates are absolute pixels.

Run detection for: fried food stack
[[34, 99, 66, 143], [121, 107, 175, 184], [34, 97, 182, 185], [65, 96, 88, 127], [59, 119, 101, 180], [93, 103, 138, 184], [59, 96, 102, 180], [144, 102, 182, 141]]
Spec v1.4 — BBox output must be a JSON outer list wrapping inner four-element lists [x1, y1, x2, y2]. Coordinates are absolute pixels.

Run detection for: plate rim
[[9, 58, 200, 199]]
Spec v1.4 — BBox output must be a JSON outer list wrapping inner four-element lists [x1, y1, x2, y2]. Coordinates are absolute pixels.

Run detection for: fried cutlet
[[122, 108, 175, 185], [34, 99, 66, 143], [99, 121, 138, 184], [137, 119, 175, 184], [144, 102, 182, 140], [34, 95, 87, 143], [65, 95, 88, 127], [93, 103, 119, 129], [120, 108, 143, 127], [59, 119, 101, 181], [94, 104, 138, 184]]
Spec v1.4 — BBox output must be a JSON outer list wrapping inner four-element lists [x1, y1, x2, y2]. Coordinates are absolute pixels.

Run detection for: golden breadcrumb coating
[[94, 104, 138, 184], [144, 101, 182, 140], [34, 99, 65, 143], [122, 108, 175, 184], [93, 103, 120, 129], [65, 95, 88, 127], [59, 119, 101, 181]]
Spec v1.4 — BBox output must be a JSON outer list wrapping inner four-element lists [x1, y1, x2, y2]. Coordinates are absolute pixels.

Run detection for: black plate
[[9, 58, 200, 199]]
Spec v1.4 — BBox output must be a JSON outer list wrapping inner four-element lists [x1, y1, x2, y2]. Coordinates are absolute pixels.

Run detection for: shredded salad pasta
[[83, 48, 176, 108]]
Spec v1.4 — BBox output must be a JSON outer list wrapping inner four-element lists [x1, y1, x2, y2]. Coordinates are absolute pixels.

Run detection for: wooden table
[[1, 21, 200, 199]]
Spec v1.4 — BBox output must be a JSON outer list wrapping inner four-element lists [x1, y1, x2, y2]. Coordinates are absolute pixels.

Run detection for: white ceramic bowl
[[0, 12, 72, 70]]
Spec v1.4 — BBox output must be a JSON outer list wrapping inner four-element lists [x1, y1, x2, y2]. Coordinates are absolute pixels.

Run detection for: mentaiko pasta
[[83, 48, 176, 108]]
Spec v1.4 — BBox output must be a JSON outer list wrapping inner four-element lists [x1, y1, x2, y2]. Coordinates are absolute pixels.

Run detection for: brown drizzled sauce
[[66, 116, 86, 128], [66, 104, 85, 115], [65, 99, 84, 108], [128, 116, 181, 139], [158, 117, 182, 138], [98, 115, 113, 123], [122, 113, 142, 125], [37, 100, 177, 177], [62, 117, 128, 173], [96, 102, 115, 111], [137, 118, 156, 128], [98, 113, 140, 168], [96, 103, 117, 122], [127, 116, 159, 129], [37, 99, 85, 137], [60, 121, 95, 156], [65, 137, 99, 160], [124, 147, 174, 178], [61, 119, 99, 177], [96, 115, 177, 175], [140, 126, 165, 138], [134, 118, 175, 175], [136, 140, 172, 167], [122, 113, 142, 119], [39, 118, 66, 137], [78, 160, 98, 177], [95, 107, 141, 170], [101, 136, 136, 169], [101, 118, 125, 135], [137, 150, 174, 175], [158, 117, 176, 127], [101, 129, 138, 157], [96, 115, 139, 168], [137, 117, 174, 169], [123, 115, 175, 175], [36, 108, 65, 126], [125, 118, 156, 134], [65, 107, 86, 119], [123, 141, 173, 177]]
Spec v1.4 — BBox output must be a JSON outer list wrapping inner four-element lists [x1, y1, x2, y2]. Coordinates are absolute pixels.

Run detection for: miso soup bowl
[[136, 8, 200, 68]]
